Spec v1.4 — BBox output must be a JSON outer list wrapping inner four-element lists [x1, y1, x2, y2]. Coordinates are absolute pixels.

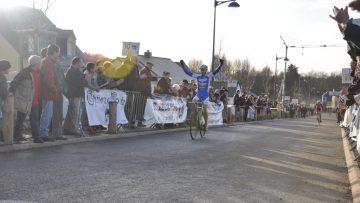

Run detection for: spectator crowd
[[329, 0, 360, 159], [0, 23, 336, 145]]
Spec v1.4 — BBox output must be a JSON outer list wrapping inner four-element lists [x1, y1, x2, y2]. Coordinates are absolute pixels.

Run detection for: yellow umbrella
[[101, 52, 137, 79]]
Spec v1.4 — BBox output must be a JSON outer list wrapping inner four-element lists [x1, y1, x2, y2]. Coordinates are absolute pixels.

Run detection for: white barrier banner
[[144, 95, 188, 124], [207, 102, 224, 126], [144, 95, 224, 126], [85, 88, 128, 126]]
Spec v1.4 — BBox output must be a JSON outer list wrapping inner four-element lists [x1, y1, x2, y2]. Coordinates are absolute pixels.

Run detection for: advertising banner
[[84, 88, 128, 126], [342, 68, 352, 84], [143, 95, 224, 126]]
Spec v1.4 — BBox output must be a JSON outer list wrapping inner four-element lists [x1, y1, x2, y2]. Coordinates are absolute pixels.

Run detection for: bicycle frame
[[188, 101, 206, 139]]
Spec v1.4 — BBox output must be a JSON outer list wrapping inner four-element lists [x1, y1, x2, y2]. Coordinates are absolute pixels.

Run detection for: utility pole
[[274, 54, 277, 101], [277, 36, 344, 106], [275, 54, 288, 102], [280, 36, 289, 109]]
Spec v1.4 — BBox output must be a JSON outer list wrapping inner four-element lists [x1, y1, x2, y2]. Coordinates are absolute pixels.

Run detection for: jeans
[[244, 106, 249, 121], [14, 106, 41, 140], [235, 106, 240, 121], [40, 100, 53, 137], [52, 96, 63, 138]]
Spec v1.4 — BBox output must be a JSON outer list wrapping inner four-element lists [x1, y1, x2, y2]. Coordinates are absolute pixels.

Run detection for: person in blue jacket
[[179, 59, 224, 129]]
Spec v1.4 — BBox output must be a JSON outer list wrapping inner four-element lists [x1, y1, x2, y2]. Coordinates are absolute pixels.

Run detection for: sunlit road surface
[[0, 114, 351, 202]]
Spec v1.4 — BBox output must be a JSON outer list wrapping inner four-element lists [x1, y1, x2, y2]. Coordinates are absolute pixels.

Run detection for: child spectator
[[84, 62, 100, 91]]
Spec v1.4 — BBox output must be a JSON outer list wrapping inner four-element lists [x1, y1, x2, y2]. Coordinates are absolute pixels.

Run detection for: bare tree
[[231, 58, 256, 92], [30, 0, 56, 54], [261, 66, 272, 94], [36, 0, 56, 15], [185, 55, 340, 104], [188, 59, 203, 72]]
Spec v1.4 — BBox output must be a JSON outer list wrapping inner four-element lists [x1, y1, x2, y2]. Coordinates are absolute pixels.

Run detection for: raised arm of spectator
[[179, 60, 194, 77]]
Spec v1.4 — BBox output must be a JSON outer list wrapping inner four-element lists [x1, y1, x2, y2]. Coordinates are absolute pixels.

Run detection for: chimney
[[144, 50, 152, 58]]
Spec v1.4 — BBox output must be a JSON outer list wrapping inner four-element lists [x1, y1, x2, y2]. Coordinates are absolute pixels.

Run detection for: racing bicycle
[[187, 102, 206, 140]]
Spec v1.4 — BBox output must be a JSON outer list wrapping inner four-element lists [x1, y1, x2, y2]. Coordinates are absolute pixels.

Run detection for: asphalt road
[[0, 115, 351, 203]]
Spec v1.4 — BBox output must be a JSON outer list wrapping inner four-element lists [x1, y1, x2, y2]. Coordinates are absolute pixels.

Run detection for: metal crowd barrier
[[124, 91, 147, 128], [226, 105, 283, 123], [342, 105, 360, 161]]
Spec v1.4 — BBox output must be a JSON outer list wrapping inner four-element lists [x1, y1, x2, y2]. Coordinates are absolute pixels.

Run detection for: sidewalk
[[341, 128, 360, 203]]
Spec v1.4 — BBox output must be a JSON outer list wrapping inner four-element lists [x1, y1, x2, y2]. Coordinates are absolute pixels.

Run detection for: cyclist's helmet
[[199, 64, 208, 70]]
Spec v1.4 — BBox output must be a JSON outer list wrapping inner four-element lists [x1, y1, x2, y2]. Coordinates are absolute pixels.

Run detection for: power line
[[289, 44, 345, 49]]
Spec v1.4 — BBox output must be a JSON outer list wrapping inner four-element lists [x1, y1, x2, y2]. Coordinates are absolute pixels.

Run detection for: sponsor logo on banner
[[85, 88, 128, 126], [207, 102, 224, 126], [143, 95, 224, 126], [145, 95, 188, 124], [122, 42, 140, 56]]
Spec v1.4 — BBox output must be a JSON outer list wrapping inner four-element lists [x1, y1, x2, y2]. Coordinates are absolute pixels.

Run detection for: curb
[[341, 128, 360, 203], [0, 127, 186, 153], [0, 119, 277, 153]]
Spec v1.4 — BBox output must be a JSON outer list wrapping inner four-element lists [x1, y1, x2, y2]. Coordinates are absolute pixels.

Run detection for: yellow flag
[[100, 52, 137, 79]]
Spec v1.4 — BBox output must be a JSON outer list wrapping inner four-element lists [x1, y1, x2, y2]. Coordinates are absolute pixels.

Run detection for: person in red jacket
[[39, 44, 60, 142], [314, 101, 323, 122], [10, 55, 43, 143]]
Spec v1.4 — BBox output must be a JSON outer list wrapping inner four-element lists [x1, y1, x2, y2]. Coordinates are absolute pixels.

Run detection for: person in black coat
[[0, 60, 11, 141], [233, 90, 241, 121], [63, 57, 87, 136]]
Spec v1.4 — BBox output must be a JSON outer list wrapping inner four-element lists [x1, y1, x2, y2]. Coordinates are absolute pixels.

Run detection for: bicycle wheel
[[317, 114, 320, 126], [199, 114, 206, 138], [189, 110, 199, 140]]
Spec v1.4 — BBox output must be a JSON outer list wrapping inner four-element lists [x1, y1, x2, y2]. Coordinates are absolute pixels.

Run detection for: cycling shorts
[[193, 96, 209, 107]]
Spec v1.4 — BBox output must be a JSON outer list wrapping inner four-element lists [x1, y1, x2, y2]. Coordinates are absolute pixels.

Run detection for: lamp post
[[280, 36, 289, 109], [274, 54, 288, 101], [211, 0, 240, 86]]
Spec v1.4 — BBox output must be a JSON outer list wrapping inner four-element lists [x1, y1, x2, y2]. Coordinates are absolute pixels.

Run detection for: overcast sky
[[1, 0, 360, 74]]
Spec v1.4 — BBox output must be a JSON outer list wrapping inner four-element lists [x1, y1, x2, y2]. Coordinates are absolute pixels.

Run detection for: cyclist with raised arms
[[179, 59, 224, 129]]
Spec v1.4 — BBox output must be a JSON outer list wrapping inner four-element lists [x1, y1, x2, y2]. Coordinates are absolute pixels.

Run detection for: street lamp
[[274, 54, 289, 101], [279, 35, 291, 111], [211, 0, 240, 85]]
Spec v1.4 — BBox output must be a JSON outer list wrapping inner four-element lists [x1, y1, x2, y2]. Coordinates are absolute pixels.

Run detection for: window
[[23, 35, 35, 54], [67, 39, 75, 57]]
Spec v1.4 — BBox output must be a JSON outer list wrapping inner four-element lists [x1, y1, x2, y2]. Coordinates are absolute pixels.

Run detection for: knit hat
[[0, 60, 11, 71], [28, 55, 41, 66]]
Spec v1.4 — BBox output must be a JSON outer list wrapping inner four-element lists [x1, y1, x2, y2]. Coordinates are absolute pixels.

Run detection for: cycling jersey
[[180, 63, 223, 100], [315, 103, 323, 111]]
